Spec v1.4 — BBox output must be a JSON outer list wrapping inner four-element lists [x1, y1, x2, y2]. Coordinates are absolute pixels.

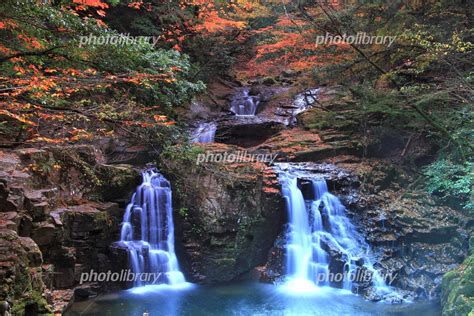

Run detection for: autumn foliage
[[0, 0, 206, 146]]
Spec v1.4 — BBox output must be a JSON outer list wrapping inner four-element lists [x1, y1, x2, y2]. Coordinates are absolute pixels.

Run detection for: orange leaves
[[26, 137, 63, 144], [69, 0, 109, 23], [153, 115, 167, 122], [0, 109, 37, 126], [32, 77, 57, 91], [195, 10, 246, 33], [37, 112, 65, 121], [17, 34, 43, 49], [234, 12, 354, 79], [68, 128, 93, 141], [121, 113, 176, 130], [0, 44, 12, 56], [72, 0, 109, 9], [128, 1, 143, 9], [13, 65, 26, 75], [0, 19, 18, 30]]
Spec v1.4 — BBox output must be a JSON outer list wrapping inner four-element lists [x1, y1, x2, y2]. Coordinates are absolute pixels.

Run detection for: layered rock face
[[346, 161, 470, 300], [0, 146, 139, 313], [163, 144, 285, 283]]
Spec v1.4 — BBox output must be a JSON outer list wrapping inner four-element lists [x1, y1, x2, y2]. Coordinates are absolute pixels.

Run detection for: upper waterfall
[[191, 122, 217, 143], [230, 87, 260, 116]]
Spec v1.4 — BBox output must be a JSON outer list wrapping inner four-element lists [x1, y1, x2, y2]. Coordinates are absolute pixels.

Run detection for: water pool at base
[[65, 282, 441, 316]]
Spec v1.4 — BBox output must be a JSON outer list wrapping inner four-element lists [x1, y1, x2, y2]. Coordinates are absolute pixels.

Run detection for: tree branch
[[0, 46, 65, 63]]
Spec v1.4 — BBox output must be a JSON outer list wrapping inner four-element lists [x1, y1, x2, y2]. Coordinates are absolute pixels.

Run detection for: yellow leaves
[[69, 128, 93, 141], [13, 65, 26, 75], [153, 115, 175, 126], [37, 112, 65, 121], [0, 109, 37, 126], [26, 137, 63, 144], [44, 68, 58, 74], [85, 68, 97, 75], [125, 77, 141, 84], [34, 78, 57, 91], [153, 115, 168, 122]]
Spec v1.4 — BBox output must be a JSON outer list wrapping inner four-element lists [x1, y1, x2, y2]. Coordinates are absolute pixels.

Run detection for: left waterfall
[[119, 169, 186, 287]]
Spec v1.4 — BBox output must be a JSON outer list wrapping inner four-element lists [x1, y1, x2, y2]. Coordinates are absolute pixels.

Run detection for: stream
[[65, 282, 440, 316]]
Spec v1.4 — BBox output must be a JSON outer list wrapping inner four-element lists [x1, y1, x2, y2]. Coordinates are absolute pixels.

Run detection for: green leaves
[[423, 159, 472, 209]]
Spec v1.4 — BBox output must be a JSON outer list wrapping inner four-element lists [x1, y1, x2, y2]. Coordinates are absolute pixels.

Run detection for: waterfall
[[293, 88, 320, 116], [191, 122, 217, 143], [276, 164, 392, 296], [119, 169, 186, 288], [230, 88, 260, 116]]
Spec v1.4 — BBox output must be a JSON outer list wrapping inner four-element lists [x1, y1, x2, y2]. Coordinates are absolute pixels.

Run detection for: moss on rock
[[441, 254, 474, 316]]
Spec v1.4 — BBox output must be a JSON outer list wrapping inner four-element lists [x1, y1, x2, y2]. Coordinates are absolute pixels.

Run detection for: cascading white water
[[276, 164, 391, 295], [120, 169, 186, 287], [230, 88, 260, 116], [191, 122, 217, 143], [293, 88, 320, 116]]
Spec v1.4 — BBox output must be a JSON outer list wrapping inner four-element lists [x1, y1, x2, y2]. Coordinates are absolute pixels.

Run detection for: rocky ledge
[[0, 145, 140, 314]]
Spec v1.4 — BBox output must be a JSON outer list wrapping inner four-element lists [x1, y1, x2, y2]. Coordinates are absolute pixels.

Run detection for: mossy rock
[[96, 164, 141, 201], [441, 254, 474, 316], [11, 290, 51, 316]]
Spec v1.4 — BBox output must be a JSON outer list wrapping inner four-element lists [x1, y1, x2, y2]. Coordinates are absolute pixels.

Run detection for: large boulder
[[163, 144, 284, 283], [441, 251, 474, 315]]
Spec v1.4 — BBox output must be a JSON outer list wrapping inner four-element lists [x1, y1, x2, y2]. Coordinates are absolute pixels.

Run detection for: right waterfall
[[276, 163, 394, 297]]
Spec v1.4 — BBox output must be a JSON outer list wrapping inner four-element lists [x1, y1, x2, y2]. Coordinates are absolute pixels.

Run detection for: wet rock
[[18, 215, 33, 237], [16, 148, 48, 162], [96, 164, 140, 202], [0, 212, 19, 232], [262, 77, 277, 86], [216, 117, 285, 147], [74, 286, 95, 302], [441, 254, 474, 316], [18, 237, 42, 267], [281, 69, 301, 78], [31, 222, 56, 246], [0, 229, 47, 313], [0, 145, 135, 312], [167, 159, 284, 284]]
